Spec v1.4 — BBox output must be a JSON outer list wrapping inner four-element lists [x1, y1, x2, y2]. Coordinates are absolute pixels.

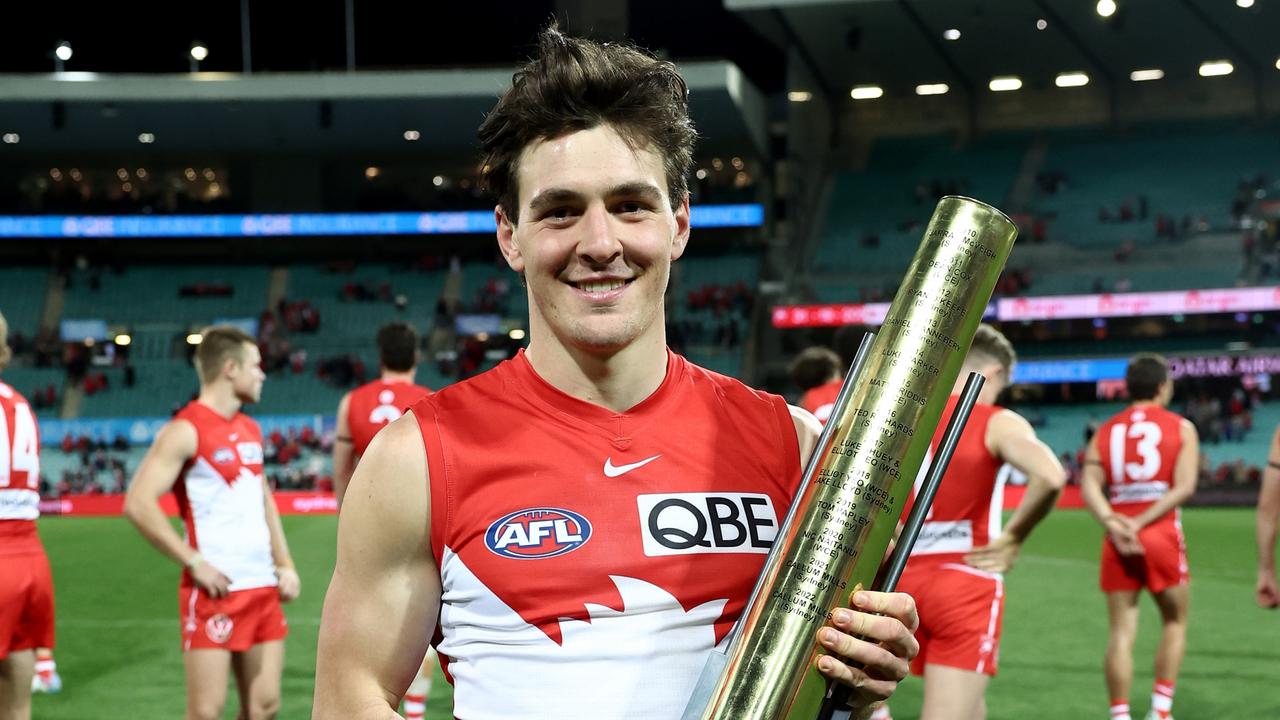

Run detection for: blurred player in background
[[0, 310, 54, 720], [1081, 354, 1199, 720], [333, 322, 432, 509], [791, 346, 842, 424], [331, 321, 433, 720], [884, 324, 1066, 720], [125, 325, 300, 720], [1255, 423, 1280, 608]]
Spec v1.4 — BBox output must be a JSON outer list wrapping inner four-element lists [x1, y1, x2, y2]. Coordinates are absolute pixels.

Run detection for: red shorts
[[897, 562, 1004, 676], [1100, 518, 1189, 594], [0, 549, 56, 658], [179, 585, 287, 652]]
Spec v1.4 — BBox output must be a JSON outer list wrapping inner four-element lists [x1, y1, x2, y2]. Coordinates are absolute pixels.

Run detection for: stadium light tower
[[189, 41, 209, 72], [53, 40, 72, 72]]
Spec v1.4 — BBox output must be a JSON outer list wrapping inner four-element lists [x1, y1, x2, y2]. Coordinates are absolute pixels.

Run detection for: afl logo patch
[[205, 614, 234, 644], [485, 507, 592, 560]]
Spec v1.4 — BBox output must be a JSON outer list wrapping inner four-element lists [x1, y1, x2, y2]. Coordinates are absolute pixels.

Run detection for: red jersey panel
[[903, 397, 1005, 566], [347, 379, 432, 457], [172, 402, 276, 592], [0, 381, 42, 555], [412, 349, 802, 720], [1096, 404, 1185, 522], [800, 379, 841, 424]]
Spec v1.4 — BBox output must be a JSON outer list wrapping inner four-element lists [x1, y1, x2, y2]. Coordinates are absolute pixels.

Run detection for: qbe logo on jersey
[[485, 507, 592, 560], [637, 492, 778, 557]]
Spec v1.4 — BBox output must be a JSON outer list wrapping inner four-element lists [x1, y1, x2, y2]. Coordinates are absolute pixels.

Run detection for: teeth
[[579, 279, 626, 293]]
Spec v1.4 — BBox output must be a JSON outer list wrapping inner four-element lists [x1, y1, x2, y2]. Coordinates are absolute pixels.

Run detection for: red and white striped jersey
[[172, 401, 276, 592]]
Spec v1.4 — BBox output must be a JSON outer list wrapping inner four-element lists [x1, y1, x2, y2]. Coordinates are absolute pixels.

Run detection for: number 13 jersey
[[1095, 404, 1184, 524]]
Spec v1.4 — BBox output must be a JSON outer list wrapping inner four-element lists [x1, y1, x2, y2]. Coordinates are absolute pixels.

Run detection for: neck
[[380, 369, 416, 383], [197, 385, 243, 419], [1131, 399, 1163, 408], [524, 328, 669, 414]]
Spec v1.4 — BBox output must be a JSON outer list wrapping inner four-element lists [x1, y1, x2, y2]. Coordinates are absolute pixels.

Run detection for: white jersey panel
[[438, 547, 728, 720], [185, 457, 276, 591]]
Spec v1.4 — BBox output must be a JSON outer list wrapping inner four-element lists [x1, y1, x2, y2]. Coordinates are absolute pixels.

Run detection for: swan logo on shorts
[[485, 507, 592, 560], [205, 614, 234, 644]]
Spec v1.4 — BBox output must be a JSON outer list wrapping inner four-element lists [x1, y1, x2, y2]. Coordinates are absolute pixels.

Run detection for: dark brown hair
[[790, 346, 841, 392], [377, 322, 418, 373], [478, 25, 697, 223], [0, 311, 11, 373], [194, 325, 256, 384], [1125, 353, 1169, 401]]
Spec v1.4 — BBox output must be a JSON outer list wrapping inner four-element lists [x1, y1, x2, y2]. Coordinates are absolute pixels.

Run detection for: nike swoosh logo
[[603, 455, 661, 478]]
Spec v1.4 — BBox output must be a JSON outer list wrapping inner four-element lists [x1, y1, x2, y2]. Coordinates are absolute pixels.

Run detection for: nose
[[576, 204, 622, 266]]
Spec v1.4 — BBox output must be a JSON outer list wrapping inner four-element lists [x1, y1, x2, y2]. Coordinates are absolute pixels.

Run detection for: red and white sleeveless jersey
[[0, 381, 42, 555], [172, 402, 276, 592], [347, 379, 432, 457], [904, 397, 1006, 566], [1096, 404, 1184, 522], [413, 350, 801, 720], [800, 379, 841, 425]]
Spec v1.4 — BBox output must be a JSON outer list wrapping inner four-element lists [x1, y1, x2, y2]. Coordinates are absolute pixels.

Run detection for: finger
[[824, 612, 917, 672], [814, 655, 899, 702], [851, 590, 919, 634]]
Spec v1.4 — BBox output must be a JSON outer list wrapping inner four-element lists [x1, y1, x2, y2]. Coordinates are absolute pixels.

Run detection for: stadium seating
[[0, 267, 48, 335], [62, 264, 269, 325]]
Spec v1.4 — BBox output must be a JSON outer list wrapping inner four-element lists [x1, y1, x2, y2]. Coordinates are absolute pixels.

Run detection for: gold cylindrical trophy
[[683, 196, 1017, 720]]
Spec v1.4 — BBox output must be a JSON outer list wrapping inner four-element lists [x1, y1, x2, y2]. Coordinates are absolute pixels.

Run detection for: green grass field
[[29, 509, 1277, 719]]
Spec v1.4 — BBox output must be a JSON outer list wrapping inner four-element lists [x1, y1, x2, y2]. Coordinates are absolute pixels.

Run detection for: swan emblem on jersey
[[368, 389, 404, 425], [485, 507, 592, 559], [212, 447, 236, 465]]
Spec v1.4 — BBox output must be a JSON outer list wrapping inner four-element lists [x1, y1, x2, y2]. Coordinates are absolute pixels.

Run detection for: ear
[[495, 205, 525, 273], [670, 194, 691, 261]]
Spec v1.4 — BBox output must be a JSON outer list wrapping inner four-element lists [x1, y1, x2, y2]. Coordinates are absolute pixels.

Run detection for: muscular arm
[[314, 412, 440, 719], [964, 410, 1066, 573], [124, 419, 233, 596], [333, 391, 356, 508], [1256, 426, 1280, 608], [1132, 419, 1199, 528], [123, 419, 200, 567]]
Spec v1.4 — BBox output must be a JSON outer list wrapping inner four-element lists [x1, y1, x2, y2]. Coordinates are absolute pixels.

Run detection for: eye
[[617, 200, 650, 214], [541, 206, 577, 222]]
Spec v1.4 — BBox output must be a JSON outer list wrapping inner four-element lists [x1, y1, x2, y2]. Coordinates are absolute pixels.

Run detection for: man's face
[[229, 342, 265, 404], [496, 124, 690, 355]]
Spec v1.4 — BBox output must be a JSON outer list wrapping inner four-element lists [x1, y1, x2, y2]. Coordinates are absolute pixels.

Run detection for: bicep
[[316, 413, 441, 711], [1174, 420, 1199, 489], [1080, 437, 1105, 490], [991, 412, 1065, 487]]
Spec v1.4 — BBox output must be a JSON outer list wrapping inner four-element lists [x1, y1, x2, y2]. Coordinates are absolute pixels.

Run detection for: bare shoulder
[[153, 417, 199, 456], [788, 403, 822, 459], [339, 412, 430, 554], [989, 407, 1034, 435]]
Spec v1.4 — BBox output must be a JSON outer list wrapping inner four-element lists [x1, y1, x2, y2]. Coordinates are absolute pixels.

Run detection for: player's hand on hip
[[191, 561, 232, 598], [276, 567, 301, 602], [814, 590, 919, 707], [1256, 569, 1280, 609], [964, 534, 1020, 573]]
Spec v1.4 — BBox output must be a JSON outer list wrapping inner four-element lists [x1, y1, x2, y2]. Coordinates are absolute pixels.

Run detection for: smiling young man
[[313, 28, 919, 720]]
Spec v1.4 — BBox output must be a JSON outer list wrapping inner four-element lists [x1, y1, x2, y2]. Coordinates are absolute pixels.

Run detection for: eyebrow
[[526, 182, 665, 215]]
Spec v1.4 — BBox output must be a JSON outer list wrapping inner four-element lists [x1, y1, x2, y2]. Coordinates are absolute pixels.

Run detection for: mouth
[[566, 277, 636, 300]]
